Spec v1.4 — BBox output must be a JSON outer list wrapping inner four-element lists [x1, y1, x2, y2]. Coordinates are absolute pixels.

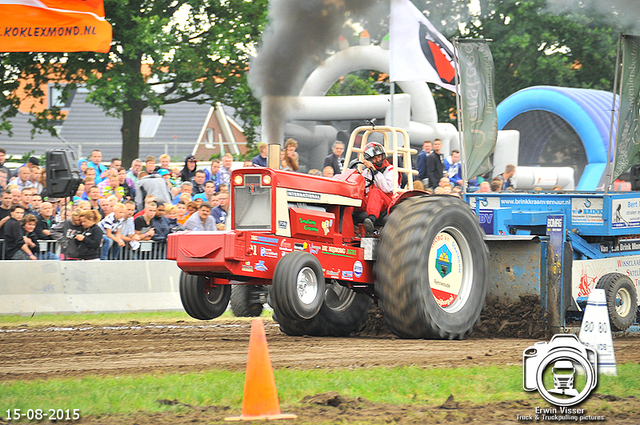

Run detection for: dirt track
[[1, 317, 639, 424]]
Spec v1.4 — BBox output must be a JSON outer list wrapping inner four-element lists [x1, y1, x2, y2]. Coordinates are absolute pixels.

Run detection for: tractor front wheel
[[271, 251, 325, 320], [375, 196, 488, 339], [179, 271, 230, 320], [596, 273, 638, 332]]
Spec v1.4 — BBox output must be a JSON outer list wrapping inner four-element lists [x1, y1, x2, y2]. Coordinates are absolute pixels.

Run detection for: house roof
[[0, 111, 71, 158], [60, 91, 214, 160], [1, 88, 250, 163]]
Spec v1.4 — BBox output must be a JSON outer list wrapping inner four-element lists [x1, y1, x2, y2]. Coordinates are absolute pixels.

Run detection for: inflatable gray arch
[[283, 45, 458, 170]]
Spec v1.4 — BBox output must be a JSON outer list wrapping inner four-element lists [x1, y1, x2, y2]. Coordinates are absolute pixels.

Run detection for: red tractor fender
[[387, 189, 429, 215]]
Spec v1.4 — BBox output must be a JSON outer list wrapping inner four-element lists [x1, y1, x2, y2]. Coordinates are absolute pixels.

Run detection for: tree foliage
[[1, 0, 636, 163], [327, 71, 388, 96], [323, 1, 632, 126], [1, 0, 268, 166], [436, 0, 633, 123]]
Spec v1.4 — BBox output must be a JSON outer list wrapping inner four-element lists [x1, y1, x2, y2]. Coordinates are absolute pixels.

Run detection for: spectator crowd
[[0, 148, 236, 261], [0, 137, 523, 261]]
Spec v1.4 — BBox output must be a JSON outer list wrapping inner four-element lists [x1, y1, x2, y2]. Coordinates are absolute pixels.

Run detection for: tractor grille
[[234, 175, 271, 230]]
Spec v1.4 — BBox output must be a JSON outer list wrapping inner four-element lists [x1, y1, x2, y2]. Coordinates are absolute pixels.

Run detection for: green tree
[[329, 0, 633, 126], [432, 0, 633, 123], [327, 70, 388, 96], [0, 0, 268, 167]]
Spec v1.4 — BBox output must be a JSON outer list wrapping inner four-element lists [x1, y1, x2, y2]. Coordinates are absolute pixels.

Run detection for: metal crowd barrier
[[0, 239, 168, 261]]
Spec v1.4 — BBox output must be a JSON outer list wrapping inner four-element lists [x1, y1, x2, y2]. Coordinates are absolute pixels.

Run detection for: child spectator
[[176, 201, 189, 225], [163, 205, 184, 233], [282, 138, 299, 171], [77, 158, 88, 178], [20, 214, 41, 259], [118, 200, 138, 259], [75, 209, 103, 260], [172, 181, 193, 204], [117, 168, 134, 200], [144, 155, 158, 174], [74, 184, 85, 202], [98, 170, 123, 198], [24, 213, 59, 260], [98, 202, 126, 260], [50, 208, 83, 260], [158, 154, 171, 172], [322, 166, 334, 178], [252, 143, 268, 167]]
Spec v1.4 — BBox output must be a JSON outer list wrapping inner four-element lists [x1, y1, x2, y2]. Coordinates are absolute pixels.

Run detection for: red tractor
[[168, 126, 489, 339]]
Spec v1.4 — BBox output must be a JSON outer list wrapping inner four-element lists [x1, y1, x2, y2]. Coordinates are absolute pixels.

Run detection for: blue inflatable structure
[[497, 86, 618, 190]]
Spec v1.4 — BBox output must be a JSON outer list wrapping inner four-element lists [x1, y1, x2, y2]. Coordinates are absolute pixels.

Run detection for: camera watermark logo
[[523, 334, 598, 406]]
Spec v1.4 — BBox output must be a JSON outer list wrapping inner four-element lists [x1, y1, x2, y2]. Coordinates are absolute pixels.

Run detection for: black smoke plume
[[249, 0, 380, 144]]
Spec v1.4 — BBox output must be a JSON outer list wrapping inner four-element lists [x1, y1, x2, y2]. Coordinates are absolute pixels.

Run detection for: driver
[[360, 142, 395, 235]]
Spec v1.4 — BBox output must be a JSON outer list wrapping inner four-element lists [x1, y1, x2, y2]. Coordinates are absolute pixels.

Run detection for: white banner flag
[[390, 0, 456, 90]]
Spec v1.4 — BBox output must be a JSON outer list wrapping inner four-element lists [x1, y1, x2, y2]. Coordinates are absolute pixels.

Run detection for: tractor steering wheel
[[348, 158, 363, 169], [348, 158, 375, 188]]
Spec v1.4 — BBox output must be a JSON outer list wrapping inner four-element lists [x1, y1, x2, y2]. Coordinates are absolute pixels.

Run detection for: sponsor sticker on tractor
[[429, 232, 463, 308], [353, 261, 363, 278]]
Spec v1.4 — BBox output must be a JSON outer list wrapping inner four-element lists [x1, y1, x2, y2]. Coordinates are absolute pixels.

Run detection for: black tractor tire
[[271, 251, 325, 320], [271, 280, 372, 336], [375, 196, 489, 339], [179, 271, 231, 320], [596, 273, 638, 332], [230, 284, 264, 317]]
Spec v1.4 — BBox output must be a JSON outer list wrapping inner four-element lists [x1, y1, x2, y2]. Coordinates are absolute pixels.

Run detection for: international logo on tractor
[[436, 245, 452, 278]]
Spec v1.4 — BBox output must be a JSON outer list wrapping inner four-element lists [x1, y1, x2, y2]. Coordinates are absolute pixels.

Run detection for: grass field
[[0, 310, 249, 328], [1, 311, 638, 423], [2, 365, 639, 417]]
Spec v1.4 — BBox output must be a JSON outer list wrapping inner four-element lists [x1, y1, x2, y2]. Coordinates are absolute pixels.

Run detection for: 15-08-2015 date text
[[5, 408, 80, 421]]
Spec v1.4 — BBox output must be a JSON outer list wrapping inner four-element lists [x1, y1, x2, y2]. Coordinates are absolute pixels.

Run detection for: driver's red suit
[[360, 160, 395, 219]]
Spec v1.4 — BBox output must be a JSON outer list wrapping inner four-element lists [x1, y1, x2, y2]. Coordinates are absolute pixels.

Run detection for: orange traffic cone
[[225, 318, 297, 421]]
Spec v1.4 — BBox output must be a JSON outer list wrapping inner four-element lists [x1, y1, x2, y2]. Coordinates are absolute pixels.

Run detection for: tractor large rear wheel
[[272, 280, 372, 336], [375, 196, 488, 339], [179, 271, 231, 320]]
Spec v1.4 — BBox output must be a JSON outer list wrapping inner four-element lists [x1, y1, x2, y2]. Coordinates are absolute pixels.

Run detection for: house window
[[48, 84, 75, 109], [205, 128, 215, 149], [140, 115, 163, 138]]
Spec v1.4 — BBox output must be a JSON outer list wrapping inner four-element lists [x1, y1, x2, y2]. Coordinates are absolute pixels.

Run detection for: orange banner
[[0, 1, 112, 53]]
